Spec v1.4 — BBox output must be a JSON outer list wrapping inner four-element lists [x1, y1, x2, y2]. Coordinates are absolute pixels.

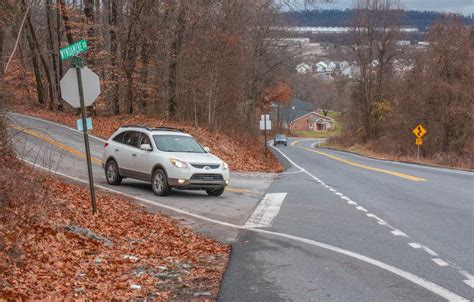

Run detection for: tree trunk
[[56, 0, 64, 111], [24, 26, 45, 105], [0, 23, 5, 109], [139, 40, 150, 113], [84, 0, 94, 65], [59, 0, 74, 44], [108, 0, 119, 114], [46, 0, 60, 110], [167, 4, 186, 119], [23, 0, 55, 110]]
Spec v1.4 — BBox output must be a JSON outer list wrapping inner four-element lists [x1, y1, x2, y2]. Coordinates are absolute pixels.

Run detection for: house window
[[308, 122, 313, 129]]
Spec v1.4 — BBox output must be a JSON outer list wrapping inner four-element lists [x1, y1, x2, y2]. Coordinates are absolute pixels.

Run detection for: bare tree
[[351, 0, 403, 141]]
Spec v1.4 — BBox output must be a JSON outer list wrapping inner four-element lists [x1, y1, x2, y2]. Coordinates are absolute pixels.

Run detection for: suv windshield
[[153, 135, 205, 153]]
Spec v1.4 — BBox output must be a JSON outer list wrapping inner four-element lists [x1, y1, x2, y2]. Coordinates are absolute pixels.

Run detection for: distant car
[[274, 134, 288, 146], [102, 125, 229, 196]]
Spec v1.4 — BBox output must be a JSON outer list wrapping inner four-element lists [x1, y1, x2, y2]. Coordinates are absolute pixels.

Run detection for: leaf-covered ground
[[15, 106, 283, 173], [0, 152, 230, 300]]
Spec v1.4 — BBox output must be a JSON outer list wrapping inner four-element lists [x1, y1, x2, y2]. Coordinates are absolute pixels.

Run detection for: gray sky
[[311, 0, 473, 15]]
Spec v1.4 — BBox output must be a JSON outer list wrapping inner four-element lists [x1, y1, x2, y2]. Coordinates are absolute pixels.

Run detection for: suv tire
[[106, 160, 122, 185], [152, 169, 171, 196], [206, 187, 225, 196]]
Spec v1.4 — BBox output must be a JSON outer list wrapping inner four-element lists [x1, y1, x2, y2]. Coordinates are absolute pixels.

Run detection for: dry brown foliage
[[0, 155, 230, 300]]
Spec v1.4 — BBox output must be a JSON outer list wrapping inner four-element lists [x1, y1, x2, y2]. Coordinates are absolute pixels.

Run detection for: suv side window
[[122, 131, 141, 148], [112, 132, 126, 143], [139, 133, 152, 149]]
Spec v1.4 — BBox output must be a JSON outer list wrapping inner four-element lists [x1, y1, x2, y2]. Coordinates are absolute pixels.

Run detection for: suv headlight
[[222, 162, 229, 171], [170, 158, 190, 169]]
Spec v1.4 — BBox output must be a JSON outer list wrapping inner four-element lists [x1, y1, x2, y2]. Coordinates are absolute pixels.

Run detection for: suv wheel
[[152, 169, 171, 196], [206, 187, 225, 197], [106, 160, 122, 185]]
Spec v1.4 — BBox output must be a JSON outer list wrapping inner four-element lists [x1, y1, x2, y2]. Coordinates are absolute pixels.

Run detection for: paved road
[[6, 113, 274, 241], [7, 113, 474, 301], [221, 139, 473, 301]]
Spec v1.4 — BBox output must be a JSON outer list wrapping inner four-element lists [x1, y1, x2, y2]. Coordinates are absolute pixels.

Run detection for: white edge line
[[432, 258, 449, 267], [7, 112, 107, 143], [422, 246, 439, 257], [18, 158, 469, 302]]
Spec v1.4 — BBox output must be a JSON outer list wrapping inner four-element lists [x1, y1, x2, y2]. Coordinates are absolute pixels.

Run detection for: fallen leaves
[[0, 158, 230, 300]]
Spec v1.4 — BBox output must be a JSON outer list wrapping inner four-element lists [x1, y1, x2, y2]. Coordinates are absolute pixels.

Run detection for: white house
[[327, 61, 337, 72], [314, 61, 328, 73], [296, 63, 311, 74], [339, 61, 350, 70]]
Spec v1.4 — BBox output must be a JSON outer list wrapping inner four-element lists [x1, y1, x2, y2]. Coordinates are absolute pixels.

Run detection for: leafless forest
[[1, 0, 294, 133]]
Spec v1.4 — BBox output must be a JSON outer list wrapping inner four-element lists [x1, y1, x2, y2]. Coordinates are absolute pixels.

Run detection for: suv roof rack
[[150, 127, 184, 133], [120, 125, 184, 133], [121, 124, 152, 130]]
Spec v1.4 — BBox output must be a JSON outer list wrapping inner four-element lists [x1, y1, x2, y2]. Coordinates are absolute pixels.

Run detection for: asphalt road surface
[[7, 113, 474, 301]]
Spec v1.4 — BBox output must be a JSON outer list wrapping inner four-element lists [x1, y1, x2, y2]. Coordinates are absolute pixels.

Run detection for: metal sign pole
[[264, 114, 267, 169], [73, 56, 97, 214], [417, 144, 420, 162]]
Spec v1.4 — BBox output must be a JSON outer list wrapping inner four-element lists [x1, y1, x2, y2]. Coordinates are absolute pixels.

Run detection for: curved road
[[7, 113, 474, 301]]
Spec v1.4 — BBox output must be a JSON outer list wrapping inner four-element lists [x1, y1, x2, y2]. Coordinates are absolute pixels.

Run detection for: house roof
[[290, 111, 335, 125]]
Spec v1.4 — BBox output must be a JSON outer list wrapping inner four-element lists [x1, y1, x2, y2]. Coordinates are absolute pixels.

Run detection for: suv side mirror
[[204, 147, 211, 153], [140, 144, 152, 151]]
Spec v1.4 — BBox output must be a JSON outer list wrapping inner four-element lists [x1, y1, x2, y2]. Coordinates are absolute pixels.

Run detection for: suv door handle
[[115, 148, 119, 152], [132, 153, 137, 157]]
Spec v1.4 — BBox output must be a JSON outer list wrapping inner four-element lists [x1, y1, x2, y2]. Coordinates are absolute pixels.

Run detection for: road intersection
[[7, 113, 474, 301]]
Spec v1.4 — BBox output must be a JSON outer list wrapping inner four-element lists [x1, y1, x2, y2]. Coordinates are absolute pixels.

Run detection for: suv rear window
[[112, 132, 125, 143], [122, 131, 141, 148]]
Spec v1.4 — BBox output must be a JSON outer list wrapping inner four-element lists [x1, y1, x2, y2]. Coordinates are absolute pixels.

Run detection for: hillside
[[279, 9, 473, 30]]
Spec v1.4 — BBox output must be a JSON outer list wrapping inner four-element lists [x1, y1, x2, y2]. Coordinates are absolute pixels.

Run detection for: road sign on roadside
[[259, 120, 271, 130], [416, 138, 423, 145], [59, 46, 99, 214], [60, 66, 100, 108], [412, 124, 426, 138], [60, 40, 88, 61], [77, 117, 93, 132]]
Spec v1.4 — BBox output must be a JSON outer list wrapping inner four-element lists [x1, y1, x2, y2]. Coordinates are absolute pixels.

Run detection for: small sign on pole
[[415, 138, 423, 145], [260, 114, 271, 169], [77, 117, 93, 132], [412, 124, 427, 162], [412, 124, 426, 138], [60, 40, 88, 61]]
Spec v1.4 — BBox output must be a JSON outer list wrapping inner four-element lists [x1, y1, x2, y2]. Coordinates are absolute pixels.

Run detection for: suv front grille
[[191, 164, 220, 169], [190, 174, 224, 181]]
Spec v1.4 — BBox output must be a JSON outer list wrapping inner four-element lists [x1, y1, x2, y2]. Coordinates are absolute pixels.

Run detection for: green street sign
[[60, 40, 88, 61]]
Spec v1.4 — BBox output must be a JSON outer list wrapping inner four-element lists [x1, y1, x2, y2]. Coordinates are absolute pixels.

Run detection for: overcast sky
[[307, 0, 473, 15]]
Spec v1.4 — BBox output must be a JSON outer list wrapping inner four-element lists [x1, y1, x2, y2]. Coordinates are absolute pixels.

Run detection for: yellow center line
[[10, 124, 102, 165], [11, 123, 263, 194], [290, 139, 427, 182], [290, 138, 316, 147]]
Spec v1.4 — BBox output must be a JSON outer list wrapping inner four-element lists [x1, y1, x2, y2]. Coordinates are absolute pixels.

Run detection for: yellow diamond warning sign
[[412, 124, 427, 138]]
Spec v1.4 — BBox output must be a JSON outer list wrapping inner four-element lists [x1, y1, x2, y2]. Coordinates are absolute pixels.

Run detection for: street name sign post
[[260, 114, 271, 169], [60, 40, 88, 61], [412, 124, 427, 161], [60, 41, 99, 214]]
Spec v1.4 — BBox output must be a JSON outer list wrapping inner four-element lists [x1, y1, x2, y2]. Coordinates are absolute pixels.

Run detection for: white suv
[[102, 125, 230, 196]]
